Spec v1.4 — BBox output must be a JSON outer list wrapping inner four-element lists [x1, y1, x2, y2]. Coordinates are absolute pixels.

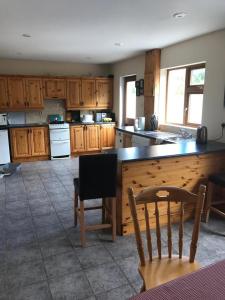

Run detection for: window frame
[[123, 75, 136, 125], [165, 63, 205, 127]]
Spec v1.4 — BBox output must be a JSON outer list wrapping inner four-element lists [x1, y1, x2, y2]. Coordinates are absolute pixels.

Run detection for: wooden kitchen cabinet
[[30, 127, 49, 156], [10, 126, 49, 161], [70, 125, 86, 153], [86, 125, 100, 151], [100, 124, 115, 149], [42, 78, 66, 99], [96, 78, 113, 109], [66, 79, 81, 109], [81, 79, 96, 108], [0, 77, 10, 110], [8, 77, 26, 110], [25, 78, 44, 109]]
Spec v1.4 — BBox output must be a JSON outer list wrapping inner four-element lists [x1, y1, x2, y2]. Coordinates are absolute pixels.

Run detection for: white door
[[50, 129, 70, 141], [50, 140, 70, 157]]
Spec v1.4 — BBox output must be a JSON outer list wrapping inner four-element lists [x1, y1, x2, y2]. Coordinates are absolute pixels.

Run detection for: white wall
[[112, 54, 145, 125], [0, 58, 111, 76], [161, 29, 225, 139]]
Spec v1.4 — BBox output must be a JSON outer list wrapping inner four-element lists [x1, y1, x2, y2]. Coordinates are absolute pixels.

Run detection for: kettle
[[149, 114, 158, 131], [196, 126, 207, 144]]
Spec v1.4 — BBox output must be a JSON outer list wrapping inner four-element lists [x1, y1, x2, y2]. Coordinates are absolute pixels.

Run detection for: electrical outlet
[[221, 123, 225, 128]]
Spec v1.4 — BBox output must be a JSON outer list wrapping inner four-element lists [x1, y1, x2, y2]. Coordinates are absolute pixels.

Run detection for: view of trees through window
[[166, 64, 205, 126]]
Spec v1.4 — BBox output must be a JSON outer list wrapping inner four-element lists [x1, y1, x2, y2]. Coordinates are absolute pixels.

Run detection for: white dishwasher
[[0, 129, 11, 164]]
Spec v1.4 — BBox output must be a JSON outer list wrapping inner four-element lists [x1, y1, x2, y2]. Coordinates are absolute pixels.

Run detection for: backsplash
[[8, 100, 66, 124]]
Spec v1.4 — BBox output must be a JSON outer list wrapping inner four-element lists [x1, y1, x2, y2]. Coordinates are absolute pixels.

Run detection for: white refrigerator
[[0, 130, 11, 164]]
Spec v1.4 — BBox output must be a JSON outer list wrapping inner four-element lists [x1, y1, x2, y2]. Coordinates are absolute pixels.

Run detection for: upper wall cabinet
[[0, 77, 9, 110], [66, 78, 81, 110], [81, 79, 96, 108], [42, 78, 66, 99], [96, 78, 113, 109], [8, 77, 27, 110], [24, 78, 44, 109]]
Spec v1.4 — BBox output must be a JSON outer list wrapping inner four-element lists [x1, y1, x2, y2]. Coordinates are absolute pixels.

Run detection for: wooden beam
[[144, 49, 161, 129]]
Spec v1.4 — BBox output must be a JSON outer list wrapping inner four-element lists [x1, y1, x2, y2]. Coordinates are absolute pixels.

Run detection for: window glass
[[187, 94, 203, 124], [166, 68, 186, 124], [126, 80, 136, 119], [190, 68, 205, 85]]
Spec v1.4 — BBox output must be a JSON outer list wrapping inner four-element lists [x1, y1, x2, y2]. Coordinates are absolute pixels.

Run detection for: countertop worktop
[[69, 121, 116, 125], [0, 122, 116, 129], [106, 141, 225, 163], [116, 126, 189, 140]]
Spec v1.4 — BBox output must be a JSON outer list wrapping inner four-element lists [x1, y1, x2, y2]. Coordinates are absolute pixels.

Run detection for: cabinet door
[[8, 77, 26, 109], [42, 79, 66, 99], [31, 127, 49, 156], [0, 77, 10, 110], [81, 79, 96, 108], [123, 133, 132, 147], [70, 125, 85, 153], [85, 125, 100, 151], [25, 78, 44, 109], [66, 79, 81, 109], [10, 128, 31, 159], [96, 79, 113, 109], [100, 125, 115, 149]]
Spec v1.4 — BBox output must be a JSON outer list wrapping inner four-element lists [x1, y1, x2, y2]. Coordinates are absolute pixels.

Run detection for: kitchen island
[[106, 141, 225, 235]]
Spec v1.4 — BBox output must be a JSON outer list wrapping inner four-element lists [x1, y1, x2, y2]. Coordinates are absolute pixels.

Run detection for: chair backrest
[[79, 153, 117, 200], [128, 185, 206, 266]]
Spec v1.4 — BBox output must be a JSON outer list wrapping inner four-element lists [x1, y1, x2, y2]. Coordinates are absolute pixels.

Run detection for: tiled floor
[[1, 158, 225, 299]]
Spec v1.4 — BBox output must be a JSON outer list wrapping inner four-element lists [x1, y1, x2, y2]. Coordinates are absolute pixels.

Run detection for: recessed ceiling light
[[114, 42, 124, 47], [172, 12, 187, 19], [22, 33, 31, 38]]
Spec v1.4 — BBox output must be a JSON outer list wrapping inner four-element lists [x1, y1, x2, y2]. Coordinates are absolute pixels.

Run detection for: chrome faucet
[[177, 128, 192, 139]]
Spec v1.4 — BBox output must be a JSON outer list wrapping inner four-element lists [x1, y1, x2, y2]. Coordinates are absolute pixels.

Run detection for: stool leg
[[202, 181, 214, 223], [112, 197, 116, 241], [74, 191, 78, 227], [80, 201, 86, 247]]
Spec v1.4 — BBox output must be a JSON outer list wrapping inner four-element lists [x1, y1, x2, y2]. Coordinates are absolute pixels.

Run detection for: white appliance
[[132, 135, 150, 147], [49, 123, 70, 159], [116, 131, 123, 148], [82, 114, 94, 123], [0, 114, 10, 164]]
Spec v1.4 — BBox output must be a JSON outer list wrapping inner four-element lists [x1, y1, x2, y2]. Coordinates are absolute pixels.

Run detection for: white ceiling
[[0, 0, 225, 64]]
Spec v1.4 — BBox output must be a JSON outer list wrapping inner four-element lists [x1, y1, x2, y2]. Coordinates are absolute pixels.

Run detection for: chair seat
[[139, 255, 200, 290], [209, 173, 225, 187]]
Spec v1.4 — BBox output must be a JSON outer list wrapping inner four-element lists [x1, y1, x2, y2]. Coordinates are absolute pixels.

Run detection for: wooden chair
[[202, 173, 225, 223], [128, 185, 206, 292], [74, 153, 117, 247]]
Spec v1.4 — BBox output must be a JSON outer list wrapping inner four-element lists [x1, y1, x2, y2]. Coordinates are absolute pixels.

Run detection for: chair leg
[[112, 197, 116, 241], [140, 283, 146, 293], [102, 198, 106, 224], [74, 192, 78, 227], [202, 181, 214, 223], [80, 201, 86, 247]]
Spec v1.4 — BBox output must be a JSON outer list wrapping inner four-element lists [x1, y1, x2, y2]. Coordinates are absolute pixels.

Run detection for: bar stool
[[74, 153, 117, 247], [202, 173, 225, 222]]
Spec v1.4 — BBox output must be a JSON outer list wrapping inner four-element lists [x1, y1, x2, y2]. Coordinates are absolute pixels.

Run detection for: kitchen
[[1, 1, 225, 299]]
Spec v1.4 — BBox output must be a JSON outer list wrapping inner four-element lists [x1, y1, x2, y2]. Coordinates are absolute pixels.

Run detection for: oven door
[[50, 140, 70, 157], [50, 129, 70, 141]]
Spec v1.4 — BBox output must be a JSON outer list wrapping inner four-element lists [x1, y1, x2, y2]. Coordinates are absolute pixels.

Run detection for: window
[[123, 75, 136, 125], [166, 64, 205, 127]]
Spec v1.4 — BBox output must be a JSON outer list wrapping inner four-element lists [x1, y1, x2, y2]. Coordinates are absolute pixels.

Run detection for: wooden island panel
[[117, 152, 225, 235]]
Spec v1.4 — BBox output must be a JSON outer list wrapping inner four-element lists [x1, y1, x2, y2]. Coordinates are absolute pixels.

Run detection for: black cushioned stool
[[202, 173, 225, 222], [74, 153, 117, 247]]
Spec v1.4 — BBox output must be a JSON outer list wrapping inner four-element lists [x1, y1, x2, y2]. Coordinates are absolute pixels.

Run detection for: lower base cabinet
[[10, 127, 49, 161], [70, 124, 115, 154]]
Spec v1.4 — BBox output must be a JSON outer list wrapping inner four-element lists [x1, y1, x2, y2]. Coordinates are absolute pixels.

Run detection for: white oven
[[49, 123, 70, 159]]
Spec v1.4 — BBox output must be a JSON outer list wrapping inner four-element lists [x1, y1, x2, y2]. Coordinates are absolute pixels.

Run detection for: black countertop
[[69, 122, 116, 125], [105, 141, 225, 163], [7, 123, 48, 128], [116, 126, 181, 140]]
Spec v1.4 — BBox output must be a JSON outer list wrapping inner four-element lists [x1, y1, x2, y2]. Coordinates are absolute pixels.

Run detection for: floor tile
[[44, 250, 82, 278], [49, 271, 93, 300], [40, 235, 73, 258], [75, 244, 113, 269], [85, 262, 128, 294], [6, 260, 47, 290], [96, 284, 136, 300], [8, 281, 52, 300]]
